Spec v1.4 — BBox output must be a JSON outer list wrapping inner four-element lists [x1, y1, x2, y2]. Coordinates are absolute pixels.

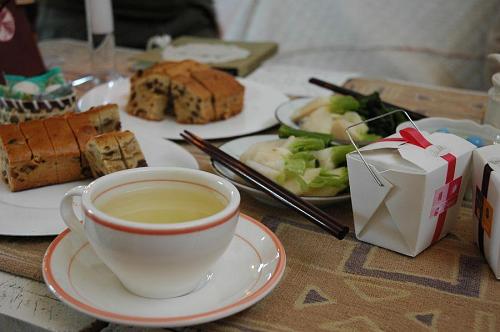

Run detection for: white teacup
[[60, 167, 240, 298]]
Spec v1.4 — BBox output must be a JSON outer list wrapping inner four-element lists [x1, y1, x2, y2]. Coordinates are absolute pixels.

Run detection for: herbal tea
[[96, 182, 227, 224]]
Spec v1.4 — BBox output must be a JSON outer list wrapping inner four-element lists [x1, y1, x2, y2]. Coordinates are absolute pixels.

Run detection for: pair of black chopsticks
[[181, 78, 426, 240], [309, 78, 427, 120], [181, 131, 349, 240]]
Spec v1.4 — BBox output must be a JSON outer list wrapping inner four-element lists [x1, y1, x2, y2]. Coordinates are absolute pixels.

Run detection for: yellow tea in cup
[[96, 181, 227, 224]]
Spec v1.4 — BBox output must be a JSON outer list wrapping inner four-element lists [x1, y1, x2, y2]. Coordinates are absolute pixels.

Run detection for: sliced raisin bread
[[44, 117, 82, 183], [126, 62, 176, 120], [191, 69, 244, 120], [170, 75, 215, 124], [66, 114, 99, 178], [0, 124, 37, 191], [126, 60, 210, 121], [113, 131, 147, 169], [19, 121, 58, 187], [84, 133, 128, 178], [86, 104, 121, 133]]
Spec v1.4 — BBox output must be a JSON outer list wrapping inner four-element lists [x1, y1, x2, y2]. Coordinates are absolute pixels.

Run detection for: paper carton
[[347, 128, 475, 256], [472, 145, 500, 279]]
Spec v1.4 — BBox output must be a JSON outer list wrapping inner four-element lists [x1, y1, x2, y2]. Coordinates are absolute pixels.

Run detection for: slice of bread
[[126, 62, 177, 121], [113, 130, 147, 169], [84, 133, 127, 178], [66, 114, 99, 178], [126, 60, 211, 121], [19, 121, 58, 187], [127, 92, 168, 120], [171, 75, 215, 124], [86, 104, 121, 133], [191, 69, 244, 120], [44, 117, 82, 183], [0, 124, 37, 191]]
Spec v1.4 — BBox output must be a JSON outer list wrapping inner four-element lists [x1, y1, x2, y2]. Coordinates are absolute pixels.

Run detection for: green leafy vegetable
[[283, 152, 316, 175], [355, 92, 405, 137], [329, 95, 360, 114], [286, 137, 326, 153], [359, 133, 381, 142], [331, 145, 356, 166], [314, 145, 354, 169], [278, 125, 332, 146], [309, 167, 348, 189]]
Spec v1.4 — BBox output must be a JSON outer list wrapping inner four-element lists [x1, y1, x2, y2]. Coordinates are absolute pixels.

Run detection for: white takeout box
[[472, 145, 500, 279], [347, 130, 475, 256]]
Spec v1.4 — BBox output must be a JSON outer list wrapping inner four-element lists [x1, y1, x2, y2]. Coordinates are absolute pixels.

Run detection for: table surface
[[0, 39, 497, 332]]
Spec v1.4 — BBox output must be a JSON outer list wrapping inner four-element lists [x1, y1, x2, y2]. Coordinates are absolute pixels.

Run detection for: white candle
[[85, 0, 114, 34]]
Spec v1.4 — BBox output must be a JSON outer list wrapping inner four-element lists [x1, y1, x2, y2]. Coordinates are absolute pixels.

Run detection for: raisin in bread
[[19, 121, 58, 187], [85, 133, 128, 178], [171, 75, 215, 124], [66, 114, 99, 178], [126, 62, 176, 120], [191, 69, 244, 120], [113, 131, 147, 169], [85, 104, 121, 133], [43, 117, 82, 183], [0, 124, 38, 191], [126, 60, 210, 121]]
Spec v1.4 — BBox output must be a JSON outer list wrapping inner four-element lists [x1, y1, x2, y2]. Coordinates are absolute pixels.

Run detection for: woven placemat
[[0, 235, 53, 281]]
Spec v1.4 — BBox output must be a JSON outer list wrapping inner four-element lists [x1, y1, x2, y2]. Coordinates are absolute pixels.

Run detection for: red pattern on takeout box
[[381, 128, 462, 243]]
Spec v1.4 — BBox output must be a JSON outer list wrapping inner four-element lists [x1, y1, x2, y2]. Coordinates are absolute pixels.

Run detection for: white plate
[[212, 135, 351, 207], [397, 117, 500, 146], [43, 214, 286, 328], [0, 134, 198, 236], [78, 78, 289, 140]]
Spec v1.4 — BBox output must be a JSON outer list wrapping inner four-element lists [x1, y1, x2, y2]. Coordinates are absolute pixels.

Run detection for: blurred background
[[30, 0, 500, 90]]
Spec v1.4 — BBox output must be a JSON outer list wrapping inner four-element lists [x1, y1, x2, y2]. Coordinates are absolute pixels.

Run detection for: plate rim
[[42, 213, 286, 327], [211, 134, 351, 202], [274, 97, 313, 130], [77, 77, 289, 141]]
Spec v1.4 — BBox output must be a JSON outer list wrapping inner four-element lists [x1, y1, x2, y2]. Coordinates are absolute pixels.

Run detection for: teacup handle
[[60, 186, 86, 239]]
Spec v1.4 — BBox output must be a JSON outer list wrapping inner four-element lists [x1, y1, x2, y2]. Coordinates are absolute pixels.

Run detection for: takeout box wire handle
[[345, 110, 420, 187]]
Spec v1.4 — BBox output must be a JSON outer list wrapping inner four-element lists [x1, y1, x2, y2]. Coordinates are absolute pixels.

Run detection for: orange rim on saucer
[[42, 213, 286, 326]]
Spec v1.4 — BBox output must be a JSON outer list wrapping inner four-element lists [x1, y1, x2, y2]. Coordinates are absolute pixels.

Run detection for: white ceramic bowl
[[60, 167, 240, 298]]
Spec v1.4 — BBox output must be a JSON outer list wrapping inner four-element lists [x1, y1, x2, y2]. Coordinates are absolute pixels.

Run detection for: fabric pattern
[[197, 205, 500, 331]]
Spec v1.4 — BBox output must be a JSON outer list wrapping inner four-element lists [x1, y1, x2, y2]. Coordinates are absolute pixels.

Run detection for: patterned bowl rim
[[0, 91, 76, 110], [0, 91, 76, 105]]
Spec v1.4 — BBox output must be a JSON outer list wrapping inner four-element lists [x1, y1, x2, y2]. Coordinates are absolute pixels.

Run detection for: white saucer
[[43, 214, 286, 327], [78, 78, 289, 140]]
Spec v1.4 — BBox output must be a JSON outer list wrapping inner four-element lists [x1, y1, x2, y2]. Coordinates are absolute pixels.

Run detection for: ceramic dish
[[275, 97, 376, 146], [78, 78, 288, 140], [396, 117, 500, 146], [0, 134, 198, 236], [211, 135, 351, 207], [43, 214, 286, 327]]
